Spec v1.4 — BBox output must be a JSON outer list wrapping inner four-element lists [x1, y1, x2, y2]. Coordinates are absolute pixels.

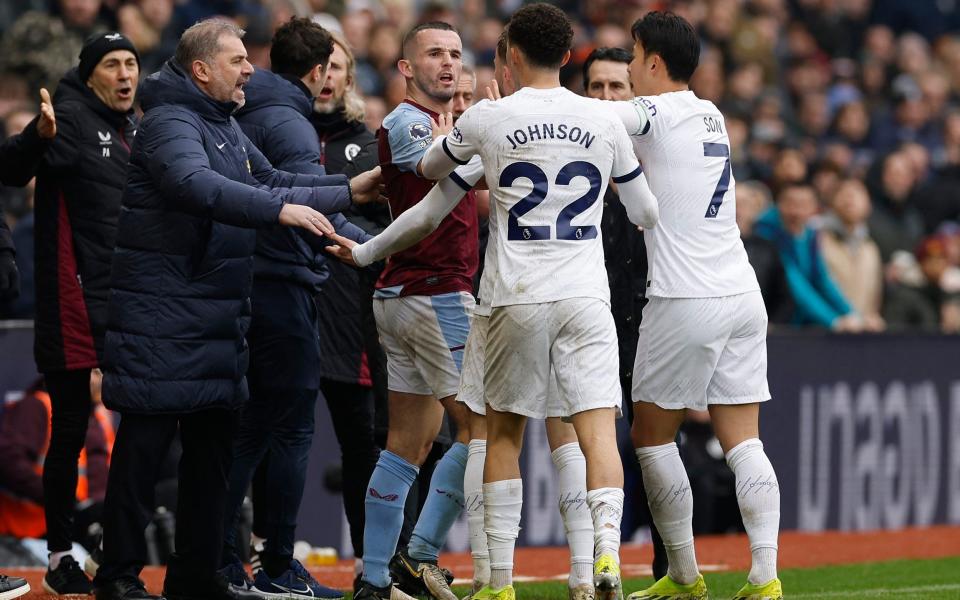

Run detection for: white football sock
[[552, 442, 594, 588], [726, 438, 780, 585], [484, 479, 523, 590], [635, 443, 699, 584], [465, 439, 490, 588], [586, 487, 624, 563]]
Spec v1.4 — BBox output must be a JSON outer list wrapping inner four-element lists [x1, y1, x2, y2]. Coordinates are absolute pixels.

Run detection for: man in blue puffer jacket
[[93, 19, 383, 600], [219, 18, 371, 600]]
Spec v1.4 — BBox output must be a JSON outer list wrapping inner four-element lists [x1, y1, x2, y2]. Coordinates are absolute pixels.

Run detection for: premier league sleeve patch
[[409, 121, 432, 141]]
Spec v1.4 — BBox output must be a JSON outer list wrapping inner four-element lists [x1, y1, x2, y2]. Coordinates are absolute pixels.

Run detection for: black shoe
[[0, 574, 30, 599], [389, 551, 455, 597], [164, 576, 266, 600], [354, 581, 416, 600], [44, 555, 94, 595], [94, 577, 164, 600], [353, 574, 363, 595], [217, 558, 253, 590]]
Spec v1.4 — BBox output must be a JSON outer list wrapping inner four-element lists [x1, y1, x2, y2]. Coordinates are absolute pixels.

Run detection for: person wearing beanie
[[29, 31, 140, 596]]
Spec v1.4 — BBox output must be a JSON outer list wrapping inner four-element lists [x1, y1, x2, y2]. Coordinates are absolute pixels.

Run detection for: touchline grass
[[346, 557, 960, 599]]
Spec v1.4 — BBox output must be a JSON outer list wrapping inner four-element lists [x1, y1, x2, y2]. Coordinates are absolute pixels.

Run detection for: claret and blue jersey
[[375, 99, 478, 298]]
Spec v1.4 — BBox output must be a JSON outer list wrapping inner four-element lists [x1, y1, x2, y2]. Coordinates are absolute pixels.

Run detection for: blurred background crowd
[[1, 0, 960, 333]]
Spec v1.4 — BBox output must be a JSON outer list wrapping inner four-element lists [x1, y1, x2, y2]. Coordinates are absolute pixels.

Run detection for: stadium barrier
[[2, 321, 959, 554]]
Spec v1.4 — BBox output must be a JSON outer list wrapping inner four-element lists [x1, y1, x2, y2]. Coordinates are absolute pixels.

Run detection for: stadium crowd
[[2, 0, 960, 331]]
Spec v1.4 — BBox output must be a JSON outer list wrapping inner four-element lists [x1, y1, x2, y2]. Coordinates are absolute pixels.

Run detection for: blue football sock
[[362, 450, 418, 588], [407, 442, 469, 563]]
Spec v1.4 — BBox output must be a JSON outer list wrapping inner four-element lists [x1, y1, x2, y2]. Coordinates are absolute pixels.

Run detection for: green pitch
[[347, 556, 960, 599]]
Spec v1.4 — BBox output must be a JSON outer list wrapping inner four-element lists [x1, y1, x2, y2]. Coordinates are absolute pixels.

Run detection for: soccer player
[[354, 21, 475, 600], [610, 12, 783, 600], [328, 32, 604, 600], [582, 46, 675, 584], [418, 5, 658, 600]]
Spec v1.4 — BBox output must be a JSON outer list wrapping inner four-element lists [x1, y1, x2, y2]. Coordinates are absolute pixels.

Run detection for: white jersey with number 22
[[443, 87, 646, 308]]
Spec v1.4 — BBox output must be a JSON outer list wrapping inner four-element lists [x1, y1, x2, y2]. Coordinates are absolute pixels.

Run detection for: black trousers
[[94, 408, 238, 592], [43, 369, 93, 553], [223, 386, 317, 573], [320, 378, 380, 558]]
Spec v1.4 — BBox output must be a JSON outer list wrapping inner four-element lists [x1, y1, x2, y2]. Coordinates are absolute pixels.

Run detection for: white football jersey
[[444, 87, 644, 307], [611, 91, 759, 299]]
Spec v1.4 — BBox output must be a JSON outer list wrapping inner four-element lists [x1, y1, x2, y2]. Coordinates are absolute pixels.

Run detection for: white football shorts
[[373, 291, 474, 399], [632, 291, 771, 411], [458, 311, 565, 417], [483, 297, 622, 419]]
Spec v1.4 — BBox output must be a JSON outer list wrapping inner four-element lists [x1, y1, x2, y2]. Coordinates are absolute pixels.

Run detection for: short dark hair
[[496, 27, 508, 61], [582, 47, 633, 88], [630, 11, 700, 83], [402, 21, 457, 59], [270, 17, 334, 78], [507, 3, 572, 69]]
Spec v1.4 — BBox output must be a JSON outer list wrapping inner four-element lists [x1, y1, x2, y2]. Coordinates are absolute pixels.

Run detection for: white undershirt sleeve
[[352, 157, 484, 267]]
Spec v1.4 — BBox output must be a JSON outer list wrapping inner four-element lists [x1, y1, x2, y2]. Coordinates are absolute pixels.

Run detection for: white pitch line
[[789, 583, 960, 598]]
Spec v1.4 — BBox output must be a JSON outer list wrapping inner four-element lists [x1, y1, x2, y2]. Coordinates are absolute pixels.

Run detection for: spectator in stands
[[0, 106, 41, 227], [820, 179, 886, 330], [867, 151, 927, 261], [916, 234, 960, 333], [769, 147, 808, 194], [0, 377, 113, 549], [0, 106, 42, 319], [736, 181, 793, 325], [0, 0, 107, 92], [91, 19, 381, 600], [116, 0, 178, 77], [755, 184, 864, 331], [827, 100, 875, 173], [0, 87, 55, 305]]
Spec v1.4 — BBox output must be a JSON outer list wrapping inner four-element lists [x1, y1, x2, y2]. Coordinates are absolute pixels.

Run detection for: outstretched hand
[[38, 88, 56, 139], [278, 204, 334, 237], [324, 232, 359, 267], [431, 112, 454, 140], [350, 166, 386, 204]]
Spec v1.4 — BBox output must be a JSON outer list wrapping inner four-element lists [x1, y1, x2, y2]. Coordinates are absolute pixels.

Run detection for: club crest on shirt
[[345, 143, 361, 160]]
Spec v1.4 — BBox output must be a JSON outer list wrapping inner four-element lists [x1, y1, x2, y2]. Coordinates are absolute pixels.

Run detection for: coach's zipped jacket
[[102, 60, 352, 414], [32, 68, 137, 374], [235, 67, 369, 294]]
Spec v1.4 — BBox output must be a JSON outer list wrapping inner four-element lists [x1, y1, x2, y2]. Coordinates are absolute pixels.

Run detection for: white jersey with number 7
[[611, 90, 760, 299]]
